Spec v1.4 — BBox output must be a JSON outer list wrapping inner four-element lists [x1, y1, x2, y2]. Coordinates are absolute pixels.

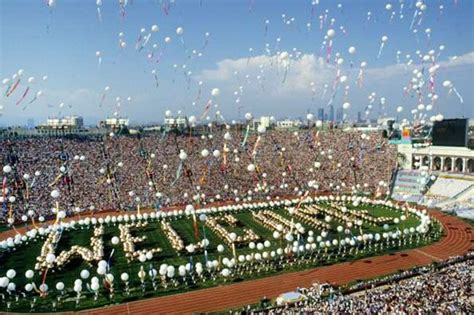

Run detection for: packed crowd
[[243, 253, 473, 314], [0, 128, 396, 221]]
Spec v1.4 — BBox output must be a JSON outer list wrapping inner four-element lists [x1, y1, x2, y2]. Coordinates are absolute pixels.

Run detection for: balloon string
[[452, 87, 464, 103], [6, 79, 21, 97], [31, 216, 40, 229], [192, 213, 199, 241], [377, 43, 385, 59], [357, 69, 365, 87], [97, 7, 102, 23], [199, 100, 212, 120], [222, 143, 228, 167], [241, 125, 250, 147], [252, 136, 261, 157], [410, 10, 418, 30], [99, 93, 107, 107], [282, 66, 288, 83], [326, 40, 332, 63], [172, 161, 183, 186], [15, 86, 30, 105], [135, 34, 143, 50], [4, 84, 12, 97]]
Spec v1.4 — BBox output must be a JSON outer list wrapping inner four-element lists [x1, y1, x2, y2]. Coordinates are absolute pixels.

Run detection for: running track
[[1, 209, 472, 314]]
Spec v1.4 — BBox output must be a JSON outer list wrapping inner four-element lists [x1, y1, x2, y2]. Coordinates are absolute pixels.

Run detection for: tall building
[[357, 111, 362, 123], [328, 105, 335, 122], [336, 107, 344, 122], [317, 108, 325, 121]]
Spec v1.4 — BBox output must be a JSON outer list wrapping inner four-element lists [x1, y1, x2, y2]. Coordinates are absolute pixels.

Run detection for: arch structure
[[397, 144, 474, 174]]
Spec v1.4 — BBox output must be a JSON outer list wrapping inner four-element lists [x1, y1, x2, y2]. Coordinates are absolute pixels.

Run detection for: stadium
[[0, 1, 473, 314]]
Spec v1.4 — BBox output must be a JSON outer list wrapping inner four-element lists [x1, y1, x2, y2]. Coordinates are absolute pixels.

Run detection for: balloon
[[39, 283, 48, 292], [121, 273, 129, 281], [279, 51, 289, 60], [179, 151, 188, 160], [45, 253, 56, 264], [151, 25, 159, 32], [25, 270, 34, 279], [7, 283, 16, 291], [348, 46, 356, 54], [50, 190, 60, 198], [211, 88, 220, 97], [3, 165, 12, 173], [80, 269, 90, 279], [176, 27, 184, 35], [326, 29, 336, 38], [111, 236, 120, 245], [6, 269, 16, 279]]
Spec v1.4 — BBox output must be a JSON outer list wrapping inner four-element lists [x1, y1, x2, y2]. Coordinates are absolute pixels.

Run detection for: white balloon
[[327, 29, 336, 38], [211, 88, 220, 97]]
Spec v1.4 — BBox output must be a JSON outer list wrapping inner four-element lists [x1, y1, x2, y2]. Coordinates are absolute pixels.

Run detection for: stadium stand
[[422, 174, 474, 209], [391, 170, 430, 203]]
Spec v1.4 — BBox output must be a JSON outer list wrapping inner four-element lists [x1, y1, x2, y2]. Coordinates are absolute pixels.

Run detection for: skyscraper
[[328, 105, 335, 122], [336, 107, 343, 122], [317, 108, 325, 121]]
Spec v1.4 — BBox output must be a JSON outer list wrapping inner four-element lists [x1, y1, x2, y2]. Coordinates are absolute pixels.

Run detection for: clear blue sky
[[1, 0, 473, 125]]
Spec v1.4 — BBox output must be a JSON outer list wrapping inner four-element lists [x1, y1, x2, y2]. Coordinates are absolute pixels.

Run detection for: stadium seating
[[422, 174, 474, 210], [391, 170, 430, 203]]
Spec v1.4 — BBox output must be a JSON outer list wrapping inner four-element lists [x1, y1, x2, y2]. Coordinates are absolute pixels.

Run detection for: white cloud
[[197, 51, 473, 119], [440, 52, 474, 67], [199, 54, 335, 98], [199, 51, 474, 97]]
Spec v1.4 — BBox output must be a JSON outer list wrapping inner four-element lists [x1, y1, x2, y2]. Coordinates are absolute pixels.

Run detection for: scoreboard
[[432, 118, 468, 147]]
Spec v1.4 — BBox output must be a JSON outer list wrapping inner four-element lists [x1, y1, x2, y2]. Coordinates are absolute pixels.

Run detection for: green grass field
[[0, 201, 441, 313]]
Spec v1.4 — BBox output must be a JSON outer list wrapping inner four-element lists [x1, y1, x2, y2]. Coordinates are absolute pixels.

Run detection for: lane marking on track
[[413, 249, 442, 262]]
